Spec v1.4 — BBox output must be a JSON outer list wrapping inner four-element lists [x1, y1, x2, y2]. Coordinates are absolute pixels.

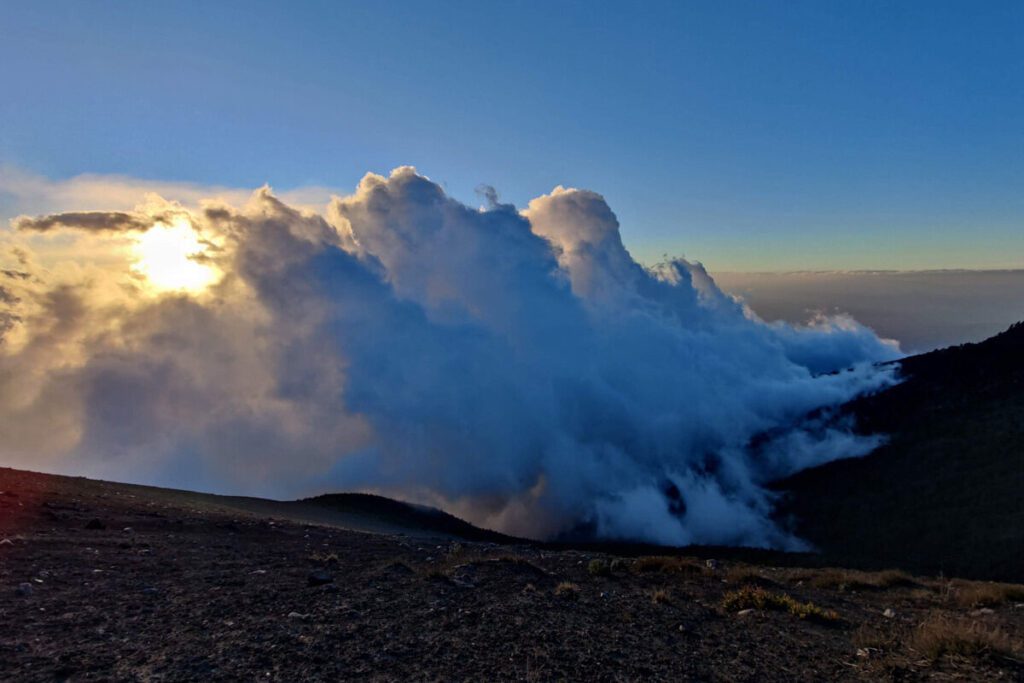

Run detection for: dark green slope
[[776, 322, 1024, 581]]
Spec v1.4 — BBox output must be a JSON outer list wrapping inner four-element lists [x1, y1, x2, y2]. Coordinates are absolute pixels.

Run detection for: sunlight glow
[[131, 220, 219, 292]]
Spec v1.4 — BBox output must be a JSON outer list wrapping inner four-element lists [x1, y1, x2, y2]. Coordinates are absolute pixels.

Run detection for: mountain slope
[[776, 322, 1024, 581]]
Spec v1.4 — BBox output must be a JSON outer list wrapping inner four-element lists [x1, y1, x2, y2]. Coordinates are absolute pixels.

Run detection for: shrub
[[722, 586, 839, 624], [651, 589, 670, 605], [911, 613, 1019, 660], [588, 559, 611, 577]]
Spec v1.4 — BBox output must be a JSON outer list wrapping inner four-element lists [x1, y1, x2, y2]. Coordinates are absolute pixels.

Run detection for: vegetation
[[952, 581, 1024, 608], [911, 613, 1020, 661], [808, 568, 917, 591], [725, 565, 777, 587], [632, 556, 705, 575], [554, 581, 580, 600], [721, 586, 840, 624]]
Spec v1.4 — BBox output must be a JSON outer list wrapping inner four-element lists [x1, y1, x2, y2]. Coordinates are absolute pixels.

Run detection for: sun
[[131, 220, 219, 292]]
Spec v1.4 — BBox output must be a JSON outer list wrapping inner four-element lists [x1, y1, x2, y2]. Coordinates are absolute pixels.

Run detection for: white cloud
[[0, 167, 901, 547]]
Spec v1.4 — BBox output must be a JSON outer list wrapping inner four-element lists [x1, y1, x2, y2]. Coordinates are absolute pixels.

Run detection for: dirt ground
[[1, 467, 1022, 681]]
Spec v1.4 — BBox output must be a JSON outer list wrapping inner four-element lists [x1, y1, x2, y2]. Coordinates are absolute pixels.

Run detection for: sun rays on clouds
[[0, 167, 901, 548]]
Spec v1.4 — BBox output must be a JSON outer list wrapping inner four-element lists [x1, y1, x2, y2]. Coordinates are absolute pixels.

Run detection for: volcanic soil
[[1, 467, 1022, 681]]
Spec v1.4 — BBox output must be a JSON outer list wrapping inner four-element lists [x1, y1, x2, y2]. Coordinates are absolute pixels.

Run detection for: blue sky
[[1, 1, 1021, 271]]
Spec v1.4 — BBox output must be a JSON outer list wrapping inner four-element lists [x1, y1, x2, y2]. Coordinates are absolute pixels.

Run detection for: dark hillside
[[777, 322, 1024, 581], [301, 493, 519, 544]]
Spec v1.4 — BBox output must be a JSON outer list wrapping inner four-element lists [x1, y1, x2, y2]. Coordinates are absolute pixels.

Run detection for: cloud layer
[[0, 167, 900, 547]]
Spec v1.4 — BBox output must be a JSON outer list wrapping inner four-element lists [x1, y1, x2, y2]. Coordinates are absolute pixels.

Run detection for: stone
[[882, 608, 896, 618], [16, 582, 33, 596]]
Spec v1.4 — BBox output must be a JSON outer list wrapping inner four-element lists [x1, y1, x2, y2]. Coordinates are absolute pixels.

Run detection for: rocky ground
[[1, 467, 1023, 681]]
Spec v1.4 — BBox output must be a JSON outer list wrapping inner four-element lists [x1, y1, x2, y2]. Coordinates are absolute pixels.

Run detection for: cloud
[[0, 167, 901, 548], [0, 165, 337, 219], [12, 210, 156, 233]]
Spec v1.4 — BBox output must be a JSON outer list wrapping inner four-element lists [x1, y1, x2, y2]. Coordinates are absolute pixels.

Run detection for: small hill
[[301, 492, 518, 543], [776, 322, 1024, 581]]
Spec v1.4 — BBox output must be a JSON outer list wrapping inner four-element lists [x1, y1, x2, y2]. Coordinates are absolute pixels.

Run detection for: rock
[[85, 519, 106, 530], [122, 527, 133, 533], [970, 608, 995, 616], [736, 609, 753, 616], [705, 559, 720, 571], [16, 582, 33, 596], [882, 608, 896, 619], [287, 611, 310, 620], [0, 538, 13, 546], [307, 570, 333, 587]]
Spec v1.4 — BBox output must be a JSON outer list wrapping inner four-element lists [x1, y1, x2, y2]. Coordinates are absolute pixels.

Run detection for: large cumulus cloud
[[0, 167, 901, 547]]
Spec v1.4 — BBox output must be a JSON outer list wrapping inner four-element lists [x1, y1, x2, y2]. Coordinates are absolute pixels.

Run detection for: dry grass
[[808, 568, 917, 592], [554, 581, 580, 600], [632, 556, 705, 576], [587, 559, 611, 577], [725, 565, 777, 587], [650, 589, 671, 605], [421, 548, 547, 580], [951, 581, 1024, 608], [722, 586, 840, 624], [910, 613, 1020, 661], [306, 551, 340, 566], [851, 623, 901, 651]]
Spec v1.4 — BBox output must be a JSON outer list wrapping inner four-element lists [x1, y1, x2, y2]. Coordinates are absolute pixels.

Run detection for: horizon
[[0, 2, 1021, 548], [3, 5, 1023, 678]]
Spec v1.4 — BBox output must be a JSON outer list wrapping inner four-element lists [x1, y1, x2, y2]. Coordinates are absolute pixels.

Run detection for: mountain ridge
[[775, 320, 1024, 581]]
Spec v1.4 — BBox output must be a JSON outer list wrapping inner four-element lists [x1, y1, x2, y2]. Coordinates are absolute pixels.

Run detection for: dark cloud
[[12, 210, 156, 233]]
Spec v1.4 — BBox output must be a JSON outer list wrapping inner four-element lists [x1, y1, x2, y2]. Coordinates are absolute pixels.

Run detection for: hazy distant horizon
[[714, 268, 1024, 354]]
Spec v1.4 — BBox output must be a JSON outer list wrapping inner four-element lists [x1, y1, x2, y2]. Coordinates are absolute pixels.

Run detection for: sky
[[0, 3, 1020, 542], [1, 1, 1022, 272]]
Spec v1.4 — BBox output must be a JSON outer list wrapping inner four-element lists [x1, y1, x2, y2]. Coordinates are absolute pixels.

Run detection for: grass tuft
[[952, 581, 1024, 608], [632, 556, 705, 575], [911, 613, 1020, 661], [808, 568, 917, 592], [722, 586, 840, 624], [554, 582, 580, 600], [725, 565, 777, 587]]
